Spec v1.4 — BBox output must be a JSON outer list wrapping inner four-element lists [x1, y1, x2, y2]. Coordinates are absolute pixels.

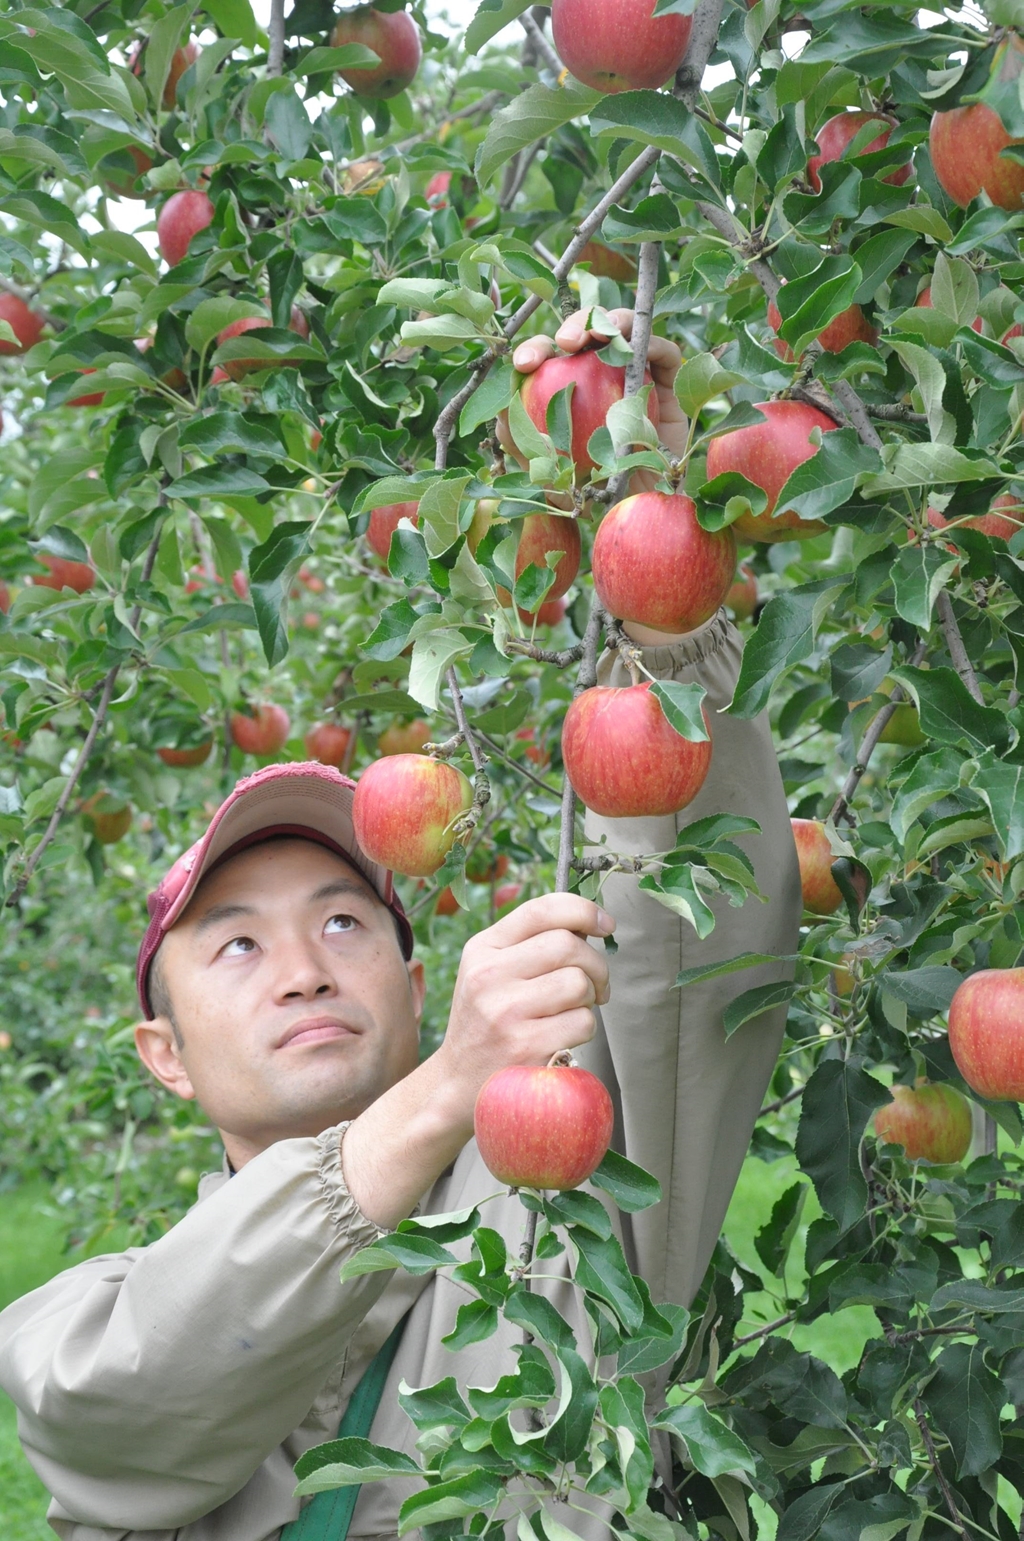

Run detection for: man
[[0, 311, 801, 1540]]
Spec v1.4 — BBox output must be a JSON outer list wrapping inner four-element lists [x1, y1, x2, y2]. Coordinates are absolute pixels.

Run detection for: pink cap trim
[[136, 761, 412, 1017]]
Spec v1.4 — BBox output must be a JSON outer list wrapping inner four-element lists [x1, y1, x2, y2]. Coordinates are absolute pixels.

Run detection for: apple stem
[[601, 609, 651, 688]]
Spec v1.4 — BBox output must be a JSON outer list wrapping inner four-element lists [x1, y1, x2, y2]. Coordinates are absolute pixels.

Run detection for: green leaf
[[398, 1376, 472, 1428], [651, 681, 709, 742], [773, 428, 880, 522], [296, 43, 380, 74], [729, 577, 852, 719], [460, 359, 515, 435], [890, 747, 966, 842], [830, 640, 892, 703], [166, 465, 271, 500], [795, 1059, 887, 1232], [675, 951, 800, 990], [465, 0, 533, 53], [755, 1182, 808, 1277], [930, 251, 980, 330], [398, 1470, 502, 1535], [293, 1436, 421, 1494], [852, 228, 918, 304], [890, 544, 959, 629], [722, 981, 796, 1038], [859, 443, 1000, 495], [891, 665, 1009, 756], [144, 3, 197, 113], [674, 352, 746, 418], [965, 748, 1024, 862], [653, 1402, 758, 1478], [604, 193, 684, 244], [185, 295, 267, 351], [590, 1149, 663, 1213], [503, 1288, 577, 1352], [338, 1232, 459, 1280], [878, 966, 963, 1014], [441, 1298, 499, 1350], [639, 866, 715, 939], [204, 0, 257, 47], [921, 1341, 1003, 1478], [173, 602, 256, 637], [776, 255, 862, 360], [420, 474, 473, 558], [476, 78, 601, 187], [570, 1228, 644, 1331], [589, 93, 721, 189]]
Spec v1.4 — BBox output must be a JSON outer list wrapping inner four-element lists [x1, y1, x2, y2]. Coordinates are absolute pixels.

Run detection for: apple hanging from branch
[[353, 754, 473, 877], [550, 0, 693, 93], [562, 682, 712, 819], [705, 401, 840, 543], [874, 1081, 972, 1163], [592, 491, 736, 634], [474, 1058, 614, 1190], [949, 968, 1024, 1100]]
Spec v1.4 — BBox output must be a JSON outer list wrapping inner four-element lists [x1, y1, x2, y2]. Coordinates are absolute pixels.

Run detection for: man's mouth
[[276, 1016, 360, 1049]]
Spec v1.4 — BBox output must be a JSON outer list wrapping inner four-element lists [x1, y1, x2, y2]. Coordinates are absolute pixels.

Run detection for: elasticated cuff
[[320, 1123, 391, 1244], [608, 609, 734, 679]]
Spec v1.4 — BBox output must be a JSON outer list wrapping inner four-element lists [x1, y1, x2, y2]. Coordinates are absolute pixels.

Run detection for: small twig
[[446, 668, 487, 775], [555, 602, 602, 893], [476, 730, 559, 796], [829, 639, 928, 825], [732, 1310, 797, 1348], [936, 588, 984, 704], [759, 1084, 804, 1117], [500, 140, 544, 210], [7, 522, 164, 906], [867, 403, 928, 423], [267, 0, 285, 77], [446, 668, 491, 844], [426, 731, 465, 759], [571, 854, 649, 874], [505, 636, 584, 668], [913, 1398, 970, 1541], [520, 9, 562, 74], [832, 379, 884, 451]]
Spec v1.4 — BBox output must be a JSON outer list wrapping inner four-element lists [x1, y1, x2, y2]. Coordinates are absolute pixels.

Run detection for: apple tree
[[4, 0, 1024, 1533]]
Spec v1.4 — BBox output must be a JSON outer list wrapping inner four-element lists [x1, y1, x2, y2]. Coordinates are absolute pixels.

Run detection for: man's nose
[[273, 938, 337, 1001]]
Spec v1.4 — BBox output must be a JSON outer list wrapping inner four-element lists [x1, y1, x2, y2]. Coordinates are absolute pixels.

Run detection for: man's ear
[[134, 1017, 197, 1101], [406, 957, 426, 1029]]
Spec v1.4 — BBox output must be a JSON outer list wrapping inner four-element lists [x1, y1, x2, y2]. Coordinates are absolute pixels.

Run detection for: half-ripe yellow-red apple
[[874, 1080, 972, 1163], [791, 818, 844, 915], [352, 754, 473, 877], [474, 1063, 614, 1188], [592, 491, 736, 633], [305, 722, 352, 768], [379, 719, 431, 756], [562, 682, 712, 818]]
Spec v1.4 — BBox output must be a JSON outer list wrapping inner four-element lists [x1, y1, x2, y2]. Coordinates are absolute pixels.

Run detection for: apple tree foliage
[[4, 0, 1024, 1533]]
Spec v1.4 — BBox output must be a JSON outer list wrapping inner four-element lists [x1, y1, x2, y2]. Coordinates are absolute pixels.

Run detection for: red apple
[[230, 703, 291, 755], [0, 581, 10, 614], [231, 569, 249, 599], [874, 1080, 972, 1163], [474, 1062, 614, 1189], [516, 726, 550, 769], [305, 722, 352, 767], [949, 968, 1024, 1100], [216, 315, 296, 380], [519, 594, 568, 627], [0, 1031, 11, 1051], [352, 754, 473, 876], [299, 565, 326, 592], [808, 111, 912, 193], [101, 144, 154, 200], [915, 286, 983, 333], [927, 493, 1022, 541], [81, 793, 132, 845], [562, 681, 712, 818], [330, 6, 422, 98], [576, 241, 637, 282], [131, 38, 198, 108], [0, 292, 44, 355], [425, 170, 451, 205], [157, 189, 215, 267], [379, 719, 431, 756], [1003, 323, 1023, 345], [435, 885, 460, 915], [791, 818, 843, 915], [930, 102, 1024, 211], [367, 500, 420, 562], [289, 305, 310, 339], [157, 740, 213, 767], [705, 400, 839, 543], [494, 881, 523, 909], [510, 512, 582, 603], [301, 611, 320, 630], [550, 0, 692, 93], [64, 369, 105, 407], [592, 491, 736, 633], [726, 564, 758, 620], [517, 347, 659, 480], [466, 850, 509, 884], [32, 555, 95, 594], [767, 285, 878, 358]]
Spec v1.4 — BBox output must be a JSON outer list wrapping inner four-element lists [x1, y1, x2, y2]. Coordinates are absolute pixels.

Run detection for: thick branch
[[830, 640, 928, 825], [675, 0, 725, 110], [936, 588, 983, 704], [867, 403, 928, 423], [267, 0, 285, 77], [520, 9, 562, 74], [7, 523, 164, 907], [555, 602, 602, 892]]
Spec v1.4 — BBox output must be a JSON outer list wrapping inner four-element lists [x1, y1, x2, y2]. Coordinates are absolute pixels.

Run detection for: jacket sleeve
[[577, 611, 802, 1308], [0, 1124, 391, 1530]]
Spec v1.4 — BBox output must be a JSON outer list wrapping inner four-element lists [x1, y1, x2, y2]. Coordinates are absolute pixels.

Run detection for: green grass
[[0, 1183, 68, 1539]]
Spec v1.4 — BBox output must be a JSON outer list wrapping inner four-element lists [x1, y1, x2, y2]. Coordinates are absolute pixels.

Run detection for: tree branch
[[267, 0, 285, 77], [504, 636, 584, 668], [445, 667, 491, 846], [936, 588, 984, 704], [913, 1399, 970, 1541], [759, 1084, 805, 1117], [520, 8, 562, 75], [675, 0, 725, 110], [829, 639, 928, 825], [7, 522, 164, 907], [732, 1310, 797, 1348], [555, 601, 602, 892]]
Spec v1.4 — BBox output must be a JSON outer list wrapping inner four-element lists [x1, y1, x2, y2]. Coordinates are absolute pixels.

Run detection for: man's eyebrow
[[311, 879, 377, 906], [192, 902, 257, 936]]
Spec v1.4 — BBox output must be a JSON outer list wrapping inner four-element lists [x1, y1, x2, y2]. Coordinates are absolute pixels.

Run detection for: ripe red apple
[[301, 611, 320, 630], [1003, 322, 1023, 345], [101, 144, 154, 200], [494, 881, 523, 909], [352, 754, 473, 876], [519, 594, 568, 627], [230, 703, 291, 755], [157, 189, 215, 267], [231, 569, 249, 599], [305, 722, 352, 767], [518, 348, 659, 480], [874, 1080, 972, 1163], [808, 111, 912, 193], [32, 555, 95, 594], [562, 681, 712, 818], [157, 740, 213, 768], [435, 885, 460, 915], [466, 850, 509, 884], [726, 564, 758, 620], [516, 726, 550, 769], [330, 6, 422, 98], [81, 793, 132, 845], [930, 102, 1024, 211], [550, 0, 692, 93], [949, 968, 1024, 1099], [0, 1031, 11, 1051], [592, 491, 736, 633], [767, 286, 878, 358], [576, 242, 637, 282], [0, 292, 44, 355], [131, 38, 198, 107], [927, 493, 1022, 541], [299, 565, 326, 593], [379, 719, 430, 756], [425, 170, 451, 205], [511, 513, 582, 602], [367, 501, 420, 562], [915, 286, 983, 334], [0, 580, 10, 614], [216, 316, 271, 379], [791, 818, 843, 915], [705, 400, 839, 543], [474, 1063, 614, 1189]]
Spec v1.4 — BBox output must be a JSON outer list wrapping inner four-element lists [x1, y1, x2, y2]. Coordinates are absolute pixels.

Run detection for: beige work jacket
[[0, 613, 801, 1541]]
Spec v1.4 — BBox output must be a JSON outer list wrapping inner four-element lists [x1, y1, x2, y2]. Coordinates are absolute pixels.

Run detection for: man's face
[[135, 839, 425, 1165]]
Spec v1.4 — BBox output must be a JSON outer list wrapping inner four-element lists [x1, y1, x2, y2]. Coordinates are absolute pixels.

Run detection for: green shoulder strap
[[281, 1315, 407, 1541]]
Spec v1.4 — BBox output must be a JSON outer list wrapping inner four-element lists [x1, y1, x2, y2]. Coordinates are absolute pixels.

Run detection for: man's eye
[[325, 913, 357, 934], [222, 936, 257, 957]]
